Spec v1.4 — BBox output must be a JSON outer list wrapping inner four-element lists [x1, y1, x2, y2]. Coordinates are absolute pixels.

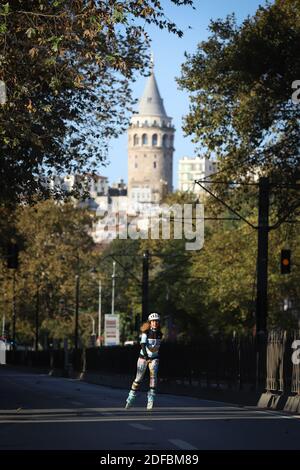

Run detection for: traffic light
[[7, 242, 19, 269], [281, 249, 291, 274]]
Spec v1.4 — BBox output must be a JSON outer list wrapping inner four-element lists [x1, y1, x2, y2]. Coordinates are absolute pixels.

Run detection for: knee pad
[[132, 381, 141, 390]]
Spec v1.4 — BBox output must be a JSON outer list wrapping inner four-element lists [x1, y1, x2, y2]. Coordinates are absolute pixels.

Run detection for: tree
[[177, 0, 300, 224], [98, 237, 143, 339], [2, 194, 298, 347], [0, 200, 101, 347], [0, 0, 193, 204]]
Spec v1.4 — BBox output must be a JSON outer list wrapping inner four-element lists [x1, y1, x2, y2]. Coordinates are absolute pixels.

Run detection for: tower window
[[142, 134, 148, 145], [133, 134, 139, 146], [162, 134, 168, 148], [135, 163, 138, 168], [153, 162, 157, 169], [152, 134, 158, 146]]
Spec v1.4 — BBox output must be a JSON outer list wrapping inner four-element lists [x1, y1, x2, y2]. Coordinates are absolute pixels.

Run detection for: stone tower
[[128, 64, 175, 207]]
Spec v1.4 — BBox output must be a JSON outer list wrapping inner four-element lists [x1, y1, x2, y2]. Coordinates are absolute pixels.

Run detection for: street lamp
[[1, 83, 8, 341], [111, 261, 116, 315], [1, 311, 4, 338], [0, 278, 7, 340], [90, 268, 102, 347], [35, 281, 39, 352], [34, 270, 45, 352], [142, 251, 149, 322], [74, 274, 80, 350], [98, 278, 102, 346]]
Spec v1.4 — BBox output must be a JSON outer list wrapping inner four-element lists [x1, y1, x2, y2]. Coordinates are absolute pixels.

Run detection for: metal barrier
[[5, 331, 300, 396]]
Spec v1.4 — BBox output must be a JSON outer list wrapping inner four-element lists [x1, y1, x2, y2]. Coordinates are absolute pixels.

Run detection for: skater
[[125, 312, 163, 410]]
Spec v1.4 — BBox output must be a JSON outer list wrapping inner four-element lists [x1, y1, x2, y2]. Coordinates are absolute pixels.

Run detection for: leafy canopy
[[0, 0, 193, 204], [178, 0, 300, 223]]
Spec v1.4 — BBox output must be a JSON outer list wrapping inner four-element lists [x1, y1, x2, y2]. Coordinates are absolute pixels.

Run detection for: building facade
[[50, 173, 109, 199], [128, 66, 175, 208], [178, 156, 218, 195]]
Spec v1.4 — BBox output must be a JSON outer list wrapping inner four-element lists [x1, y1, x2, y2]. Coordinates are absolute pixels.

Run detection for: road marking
[[169, 439, 197, 450], [129, 423, 153, 431], [1, 406, 298, 425], [279, 416, 294, 419], [253, 409, 300, 419], [0, 415, 293, 424]]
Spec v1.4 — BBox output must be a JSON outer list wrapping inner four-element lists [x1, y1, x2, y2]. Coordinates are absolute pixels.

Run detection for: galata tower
[[128, 62, 175, 207]]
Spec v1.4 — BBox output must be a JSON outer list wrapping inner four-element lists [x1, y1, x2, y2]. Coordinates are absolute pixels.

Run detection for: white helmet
[[148, 312, 160, 322]]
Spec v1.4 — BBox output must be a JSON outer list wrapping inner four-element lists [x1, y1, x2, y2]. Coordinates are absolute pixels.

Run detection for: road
[[0, 367, 300, 451]]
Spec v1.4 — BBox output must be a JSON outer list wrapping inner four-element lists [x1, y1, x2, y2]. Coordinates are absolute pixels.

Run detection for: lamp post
[[81, 313, 96, 348], [1, 85, 8, 341], [35, 282, 40, 352], [35, 271, 45, 352], [12, 271, 16, 351], [0, 277, 5, 335], [90, 268, 102, 347], [142, 251, 149, 322], [74, 274, 80, 350], [111, 261, 116, 315], [1, 286, 5, 339], [98, 279, 102, 346]]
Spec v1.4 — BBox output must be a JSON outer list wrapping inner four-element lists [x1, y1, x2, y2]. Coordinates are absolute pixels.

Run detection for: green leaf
[[0, 23, 7, 34], [112, 10, 126, 24], [3, 3, 10, 15], [26, 28, 36, 38]]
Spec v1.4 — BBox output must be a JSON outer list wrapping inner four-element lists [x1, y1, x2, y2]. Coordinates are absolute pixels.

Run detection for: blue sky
[[103, 0, 269, 189]]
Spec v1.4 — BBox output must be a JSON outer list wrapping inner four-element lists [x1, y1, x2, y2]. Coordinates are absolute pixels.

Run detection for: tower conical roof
[[138, 71, 167, 117]]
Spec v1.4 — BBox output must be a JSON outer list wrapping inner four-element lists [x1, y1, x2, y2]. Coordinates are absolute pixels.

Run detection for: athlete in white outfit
[[125, 312, 163, 410]]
